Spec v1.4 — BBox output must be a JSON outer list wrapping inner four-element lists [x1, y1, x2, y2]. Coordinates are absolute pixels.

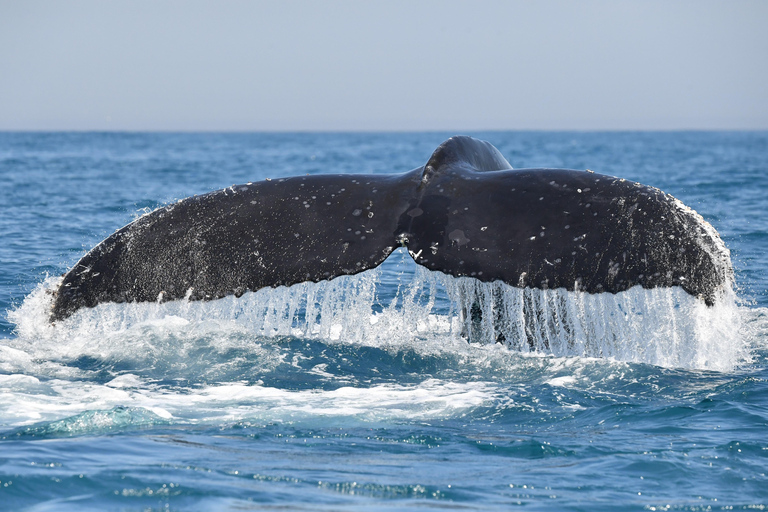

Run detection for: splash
[[8, 249, 749, 371]]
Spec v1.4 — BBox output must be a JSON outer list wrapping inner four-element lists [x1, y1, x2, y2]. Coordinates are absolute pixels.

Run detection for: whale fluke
[[51, 136, 732, 321]]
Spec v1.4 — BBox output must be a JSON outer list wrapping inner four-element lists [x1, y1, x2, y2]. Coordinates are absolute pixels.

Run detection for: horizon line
[[2, 127, 767, 134]]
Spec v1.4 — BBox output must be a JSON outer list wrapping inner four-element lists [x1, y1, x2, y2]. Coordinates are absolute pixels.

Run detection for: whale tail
[[51, 136, 731, 321]]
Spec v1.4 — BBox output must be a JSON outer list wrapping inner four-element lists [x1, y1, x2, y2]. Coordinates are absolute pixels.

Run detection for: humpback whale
[[51, 136, 732, 322]]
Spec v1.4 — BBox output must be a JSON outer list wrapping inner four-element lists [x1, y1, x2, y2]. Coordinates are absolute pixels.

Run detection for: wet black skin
[[51, 136, 731, 321]]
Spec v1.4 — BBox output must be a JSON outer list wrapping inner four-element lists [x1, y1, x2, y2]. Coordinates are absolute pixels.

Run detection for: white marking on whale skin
[[669, 196, 731, 265], [409, 249, 423, 259], [448, 229, 469, 246]]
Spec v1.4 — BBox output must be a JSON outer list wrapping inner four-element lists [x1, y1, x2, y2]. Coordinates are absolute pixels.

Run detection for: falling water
[[11, 249, 747, 371]]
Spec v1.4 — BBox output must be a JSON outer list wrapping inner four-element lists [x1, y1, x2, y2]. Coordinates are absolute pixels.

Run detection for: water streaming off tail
[[11, 249, 747, 371]]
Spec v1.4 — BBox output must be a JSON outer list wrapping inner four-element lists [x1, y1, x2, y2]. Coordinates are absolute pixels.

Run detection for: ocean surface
[[1, 131, 767, 511]]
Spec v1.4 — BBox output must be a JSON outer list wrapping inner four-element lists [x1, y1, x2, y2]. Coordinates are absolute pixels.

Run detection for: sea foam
[[8, 249, 750, 372]]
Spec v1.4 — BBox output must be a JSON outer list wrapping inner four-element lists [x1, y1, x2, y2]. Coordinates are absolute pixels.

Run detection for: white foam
[[106, 373, 145, 389], [5, 249, 751, 372], [0, 376, 496, 430], [545, 375, 577, 387]]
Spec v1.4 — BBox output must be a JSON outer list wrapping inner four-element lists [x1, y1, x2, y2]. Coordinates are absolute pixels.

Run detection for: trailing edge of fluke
[[51, 136, 732, 321]]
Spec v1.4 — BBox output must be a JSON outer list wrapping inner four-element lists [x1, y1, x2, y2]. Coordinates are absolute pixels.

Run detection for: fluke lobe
[[51, 136, 732, 321]]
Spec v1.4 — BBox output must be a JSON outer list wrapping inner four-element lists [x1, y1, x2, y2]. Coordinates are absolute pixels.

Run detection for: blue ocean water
[[1, 132, 767, 511]]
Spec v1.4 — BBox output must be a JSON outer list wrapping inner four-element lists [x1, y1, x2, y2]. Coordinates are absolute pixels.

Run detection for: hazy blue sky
[[1, 0, 766, 131]]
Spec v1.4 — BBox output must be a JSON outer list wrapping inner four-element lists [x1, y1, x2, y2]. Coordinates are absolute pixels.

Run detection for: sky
[[1, 0, 766, 131]]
